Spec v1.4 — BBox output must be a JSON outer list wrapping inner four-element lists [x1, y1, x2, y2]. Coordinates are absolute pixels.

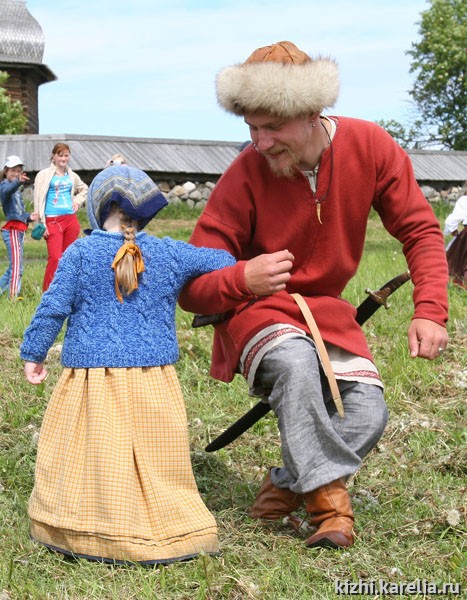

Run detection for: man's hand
[[408, 318, 449, 360], [244, 249, 294, 296]]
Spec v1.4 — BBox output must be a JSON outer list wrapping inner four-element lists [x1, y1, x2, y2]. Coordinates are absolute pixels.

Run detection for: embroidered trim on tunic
[[240, 324, 383, 392], [335, 369, 381, 380], [242, 325, 305, 381]]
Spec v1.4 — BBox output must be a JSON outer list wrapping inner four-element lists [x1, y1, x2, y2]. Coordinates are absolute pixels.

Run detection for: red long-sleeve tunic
[[179, 117, 449, 382]]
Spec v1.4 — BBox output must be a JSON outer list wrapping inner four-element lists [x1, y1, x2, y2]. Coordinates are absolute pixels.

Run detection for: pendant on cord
[[316, 200, 322, 224]]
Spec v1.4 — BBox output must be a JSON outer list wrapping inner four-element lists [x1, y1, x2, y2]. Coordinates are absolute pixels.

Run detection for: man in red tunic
[[179, 41, 449, 549]]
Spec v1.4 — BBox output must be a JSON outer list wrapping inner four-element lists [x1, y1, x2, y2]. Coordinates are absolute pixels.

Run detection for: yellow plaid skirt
[[29, 366, 219, 564]]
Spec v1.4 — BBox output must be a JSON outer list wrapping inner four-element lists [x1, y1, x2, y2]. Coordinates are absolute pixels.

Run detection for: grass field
[[0, 203, 465, 599]]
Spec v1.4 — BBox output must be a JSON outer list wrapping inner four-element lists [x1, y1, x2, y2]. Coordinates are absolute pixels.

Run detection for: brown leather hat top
[[244, 41, 311, 65]]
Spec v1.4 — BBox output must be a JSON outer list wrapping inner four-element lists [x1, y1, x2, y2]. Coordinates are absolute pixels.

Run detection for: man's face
[[244, 112, 314, 178]]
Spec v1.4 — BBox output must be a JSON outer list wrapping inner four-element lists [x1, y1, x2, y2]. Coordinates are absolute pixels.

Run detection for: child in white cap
[[0, 155, 38, 299], [20, 165, 236, 564]]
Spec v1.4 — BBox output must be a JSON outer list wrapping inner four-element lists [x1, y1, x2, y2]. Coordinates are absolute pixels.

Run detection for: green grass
[[0, 204, 465, 599]]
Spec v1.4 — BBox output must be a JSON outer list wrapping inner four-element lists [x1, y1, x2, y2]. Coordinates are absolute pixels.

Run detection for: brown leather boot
[[250, 468, 304, 520], [304, 478, 354, 549]]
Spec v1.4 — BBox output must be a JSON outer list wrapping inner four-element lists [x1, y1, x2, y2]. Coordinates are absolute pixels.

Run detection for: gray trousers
[[252, 337, 388, 495]]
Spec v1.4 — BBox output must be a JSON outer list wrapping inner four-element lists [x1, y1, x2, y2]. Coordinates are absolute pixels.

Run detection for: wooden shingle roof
[[408, 149, 467, 182], [0, 133, 466, 184], [0, 133, 242, 179]]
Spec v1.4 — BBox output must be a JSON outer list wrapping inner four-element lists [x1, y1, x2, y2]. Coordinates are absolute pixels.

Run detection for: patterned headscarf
[[87, 165, 168, 230]]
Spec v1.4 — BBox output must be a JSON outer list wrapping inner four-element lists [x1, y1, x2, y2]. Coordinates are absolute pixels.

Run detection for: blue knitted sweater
[[20, 230, 236, 367]]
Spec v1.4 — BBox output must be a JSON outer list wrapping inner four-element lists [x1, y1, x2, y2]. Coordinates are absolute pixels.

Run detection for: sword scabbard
[[204, 270, 412, 451]]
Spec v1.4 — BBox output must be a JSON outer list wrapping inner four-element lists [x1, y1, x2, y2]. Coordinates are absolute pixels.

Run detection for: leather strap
[[290, 293, 344, 418]]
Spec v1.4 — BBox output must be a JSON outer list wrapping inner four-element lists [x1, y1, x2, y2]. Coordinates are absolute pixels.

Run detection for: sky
[[25, 0, 430, 143]]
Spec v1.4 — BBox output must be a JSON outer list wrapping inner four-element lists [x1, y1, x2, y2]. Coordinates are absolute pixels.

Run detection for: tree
[[407, 0, 467, 150], [0, 71, 27, 134], [376, 118, 425, 149]]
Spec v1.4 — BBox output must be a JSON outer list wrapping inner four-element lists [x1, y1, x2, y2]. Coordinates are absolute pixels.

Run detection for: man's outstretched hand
[[244, 249, 295, 296]]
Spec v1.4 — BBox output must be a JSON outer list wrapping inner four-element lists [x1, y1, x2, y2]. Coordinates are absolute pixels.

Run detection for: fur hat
[[87, 165, 167, 230], [216, 41, 339, 119]]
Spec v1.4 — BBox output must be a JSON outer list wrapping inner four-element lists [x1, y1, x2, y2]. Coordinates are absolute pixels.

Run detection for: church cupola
[[0, 0, 56, 133]]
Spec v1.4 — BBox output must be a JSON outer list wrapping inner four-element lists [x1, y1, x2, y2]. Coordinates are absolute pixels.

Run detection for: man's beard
[[264, 147, 300, 179]]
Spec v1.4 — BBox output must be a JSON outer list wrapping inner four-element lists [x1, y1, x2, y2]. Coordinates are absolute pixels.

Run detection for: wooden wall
[[1, 65, 42, 134]]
